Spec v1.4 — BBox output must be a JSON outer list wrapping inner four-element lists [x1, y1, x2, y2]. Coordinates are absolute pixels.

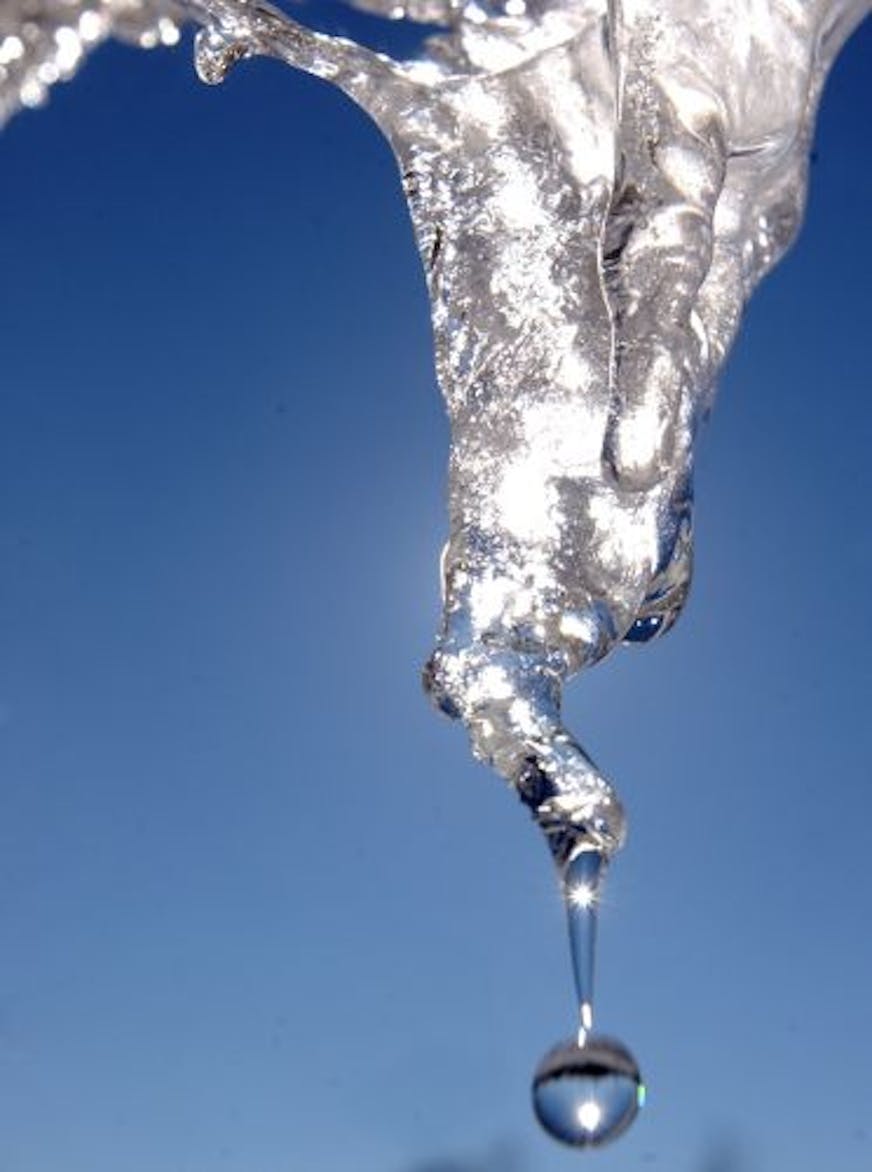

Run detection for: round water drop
[[532, 1035, 644, 1149]]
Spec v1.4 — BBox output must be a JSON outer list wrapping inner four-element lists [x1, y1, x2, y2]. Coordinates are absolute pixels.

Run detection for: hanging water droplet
[[531, 846, 643, 1147], [194, 25, 251, 86], [532, 1035, 644, 1148]]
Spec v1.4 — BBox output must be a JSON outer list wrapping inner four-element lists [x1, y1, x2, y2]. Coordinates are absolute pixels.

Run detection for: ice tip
[[194, 26, 252, 85], [516, 757, 627, 864]]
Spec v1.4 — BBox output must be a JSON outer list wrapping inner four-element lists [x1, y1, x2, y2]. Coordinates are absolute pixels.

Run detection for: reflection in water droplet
[[532, 1036, 644, 1149]]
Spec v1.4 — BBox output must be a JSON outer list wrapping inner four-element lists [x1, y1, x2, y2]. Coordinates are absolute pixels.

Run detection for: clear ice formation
[[1, 0, 868, 862], [1, 0, 868, 1148]]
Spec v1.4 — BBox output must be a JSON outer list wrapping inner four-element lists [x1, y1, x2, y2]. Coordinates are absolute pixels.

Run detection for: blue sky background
[[0, 13, 869, 1172]]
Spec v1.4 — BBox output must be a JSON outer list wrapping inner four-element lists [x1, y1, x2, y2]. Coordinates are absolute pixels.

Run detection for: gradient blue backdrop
[[0, 15, 869, 1172]]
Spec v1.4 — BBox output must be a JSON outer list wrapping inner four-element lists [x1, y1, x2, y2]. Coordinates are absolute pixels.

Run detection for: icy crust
[[2, 0, 868, 857]]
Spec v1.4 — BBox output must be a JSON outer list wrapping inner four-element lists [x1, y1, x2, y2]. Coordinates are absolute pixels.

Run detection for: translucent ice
[[1, 0, 867, 866], [1, 0, 868, 1143]]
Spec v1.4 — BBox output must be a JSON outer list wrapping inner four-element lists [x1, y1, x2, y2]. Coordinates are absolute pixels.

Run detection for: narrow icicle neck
[[563, 847, 607, 1044], [516, 750, 626, 864]]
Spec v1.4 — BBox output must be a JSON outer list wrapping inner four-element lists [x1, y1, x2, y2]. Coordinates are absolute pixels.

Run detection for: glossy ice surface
[[1, 0, 867, 861]]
